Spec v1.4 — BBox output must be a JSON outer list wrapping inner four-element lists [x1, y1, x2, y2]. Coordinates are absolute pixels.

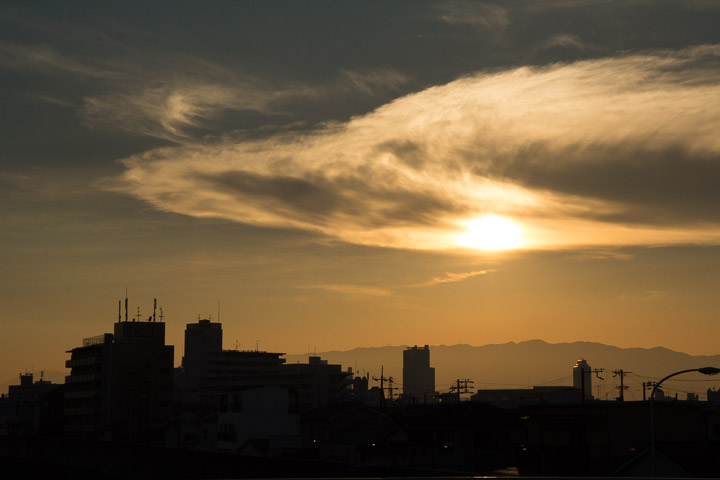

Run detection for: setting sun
[[456, 215, 525, 250]]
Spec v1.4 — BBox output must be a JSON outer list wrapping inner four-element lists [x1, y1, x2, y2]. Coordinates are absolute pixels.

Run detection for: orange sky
[[3, 1, 720, 385]]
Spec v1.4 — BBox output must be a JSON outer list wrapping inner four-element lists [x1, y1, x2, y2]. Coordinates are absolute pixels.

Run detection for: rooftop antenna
[[153, 298, 157, 322], [135, 306, 140, 322], [159, 307, 165, 322], [256, 340, 259, 352], [124, 289, 128, 322]]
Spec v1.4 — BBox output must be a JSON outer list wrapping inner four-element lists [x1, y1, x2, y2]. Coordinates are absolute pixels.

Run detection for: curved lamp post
[[650, 367, 720, 476]]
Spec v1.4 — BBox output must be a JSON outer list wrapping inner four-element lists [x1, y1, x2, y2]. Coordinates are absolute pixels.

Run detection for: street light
[[649, 367, 720, 476]]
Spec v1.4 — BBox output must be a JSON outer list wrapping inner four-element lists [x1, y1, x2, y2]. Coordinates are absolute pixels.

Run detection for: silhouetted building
[[4, 372, 62, 435], [707, 387, 720, 403], [182, 318, 222, 390], [180, 319, 351, 412], [203, 355, 352, 412], [217, 385, 300, 454], [573, 358, 593, 400], [207, 349, 286, 377], [8, 372, 56, 401], [349, 374, 384, 406], [519, 402, 720, 477], [180, 319, 284, 393], [400, 403, 521, 472], [282, 356, 353, 410], [471, 386, 582, 407], [302, 403, 408, 467], [64, 316, 174, 443], [403, 345, 435, 404]]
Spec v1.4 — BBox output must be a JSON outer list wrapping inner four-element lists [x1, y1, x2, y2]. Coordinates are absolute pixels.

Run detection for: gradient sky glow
[[3, 1, 720, 383]]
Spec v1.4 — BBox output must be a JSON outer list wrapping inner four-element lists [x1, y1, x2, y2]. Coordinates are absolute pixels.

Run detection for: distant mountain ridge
[[286, 340, 720, 400], [6, 341, 718, 400]]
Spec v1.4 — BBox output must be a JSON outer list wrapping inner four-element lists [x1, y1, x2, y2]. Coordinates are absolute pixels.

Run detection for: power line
[[613, 369, 631, 402], [449, 378, 474, 402]]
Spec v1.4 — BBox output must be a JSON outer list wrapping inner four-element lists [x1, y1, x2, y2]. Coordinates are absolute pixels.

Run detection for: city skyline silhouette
[[4, 1, 720, 384], [3, 1, 720, 476]]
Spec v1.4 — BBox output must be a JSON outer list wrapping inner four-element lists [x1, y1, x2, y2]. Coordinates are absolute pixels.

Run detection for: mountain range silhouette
[[287, 340, 720, 400]]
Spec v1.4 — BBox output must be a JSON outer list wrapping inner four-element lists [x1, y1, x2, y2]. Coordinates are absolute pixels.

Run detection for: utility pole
[[613, 369, 631, 402], [450, 378, 474, 403], [387, 376, 395, 403], [373, 365, 391, 407]]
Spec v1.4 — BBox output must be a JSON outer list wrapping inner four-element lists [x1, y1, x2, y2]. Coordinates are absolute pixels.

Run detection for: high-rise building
[[403, 345, 435, 403], [64, 311, 174, 442], [573, 358, 593, 400], [182, 318, 222, 390], [181, 319, 351, 411]]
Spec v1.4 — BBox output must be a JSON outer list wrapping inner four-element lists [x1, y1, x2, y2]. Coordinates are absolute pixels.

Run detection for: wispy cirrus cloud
[[82, 81, 287, 141], [297, 270, 493, 296], [0, 38, 287, 141], [437, 1, 509, 30], [541, 33, 590, 51], [303, 284, 392, 297], [338, 68, 412, 95], [418, 270, 494, 287], [568, 250, 635, 261], [0, 29, 410, 143], [106, 45, 720, 252], [0, 41, 116, 79], [619, 290, 671, 302]]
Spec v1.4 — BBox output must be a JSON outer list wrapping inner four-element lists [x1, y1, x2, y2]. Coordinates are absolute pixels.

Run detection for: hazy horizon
[[7, 337, 720, 404]]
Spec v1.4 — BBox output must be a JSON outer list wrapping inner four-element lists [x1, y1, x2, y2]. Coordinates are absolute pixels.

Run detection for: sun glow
[[456, 215, 525, 251]]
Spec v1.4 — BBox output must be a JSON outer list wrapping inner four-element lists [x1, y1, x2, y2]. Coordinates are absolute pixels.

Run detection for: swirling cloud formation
[[112, 46, 720, 251]]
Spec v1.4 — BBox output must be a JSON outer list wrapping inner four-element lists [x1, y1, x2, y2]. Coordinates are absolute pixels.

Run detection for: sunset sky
[[3, 1, 720, 383]]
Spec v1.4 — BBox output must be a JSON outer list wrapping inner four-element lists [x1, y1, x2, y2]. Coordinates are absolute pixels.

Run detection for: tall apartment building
[[181, 318, 286, 390], [182, 318, 223, 390], [403, 345, 435, 404], [64, 312, 174, 443], [182, 319, 351, 411]]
